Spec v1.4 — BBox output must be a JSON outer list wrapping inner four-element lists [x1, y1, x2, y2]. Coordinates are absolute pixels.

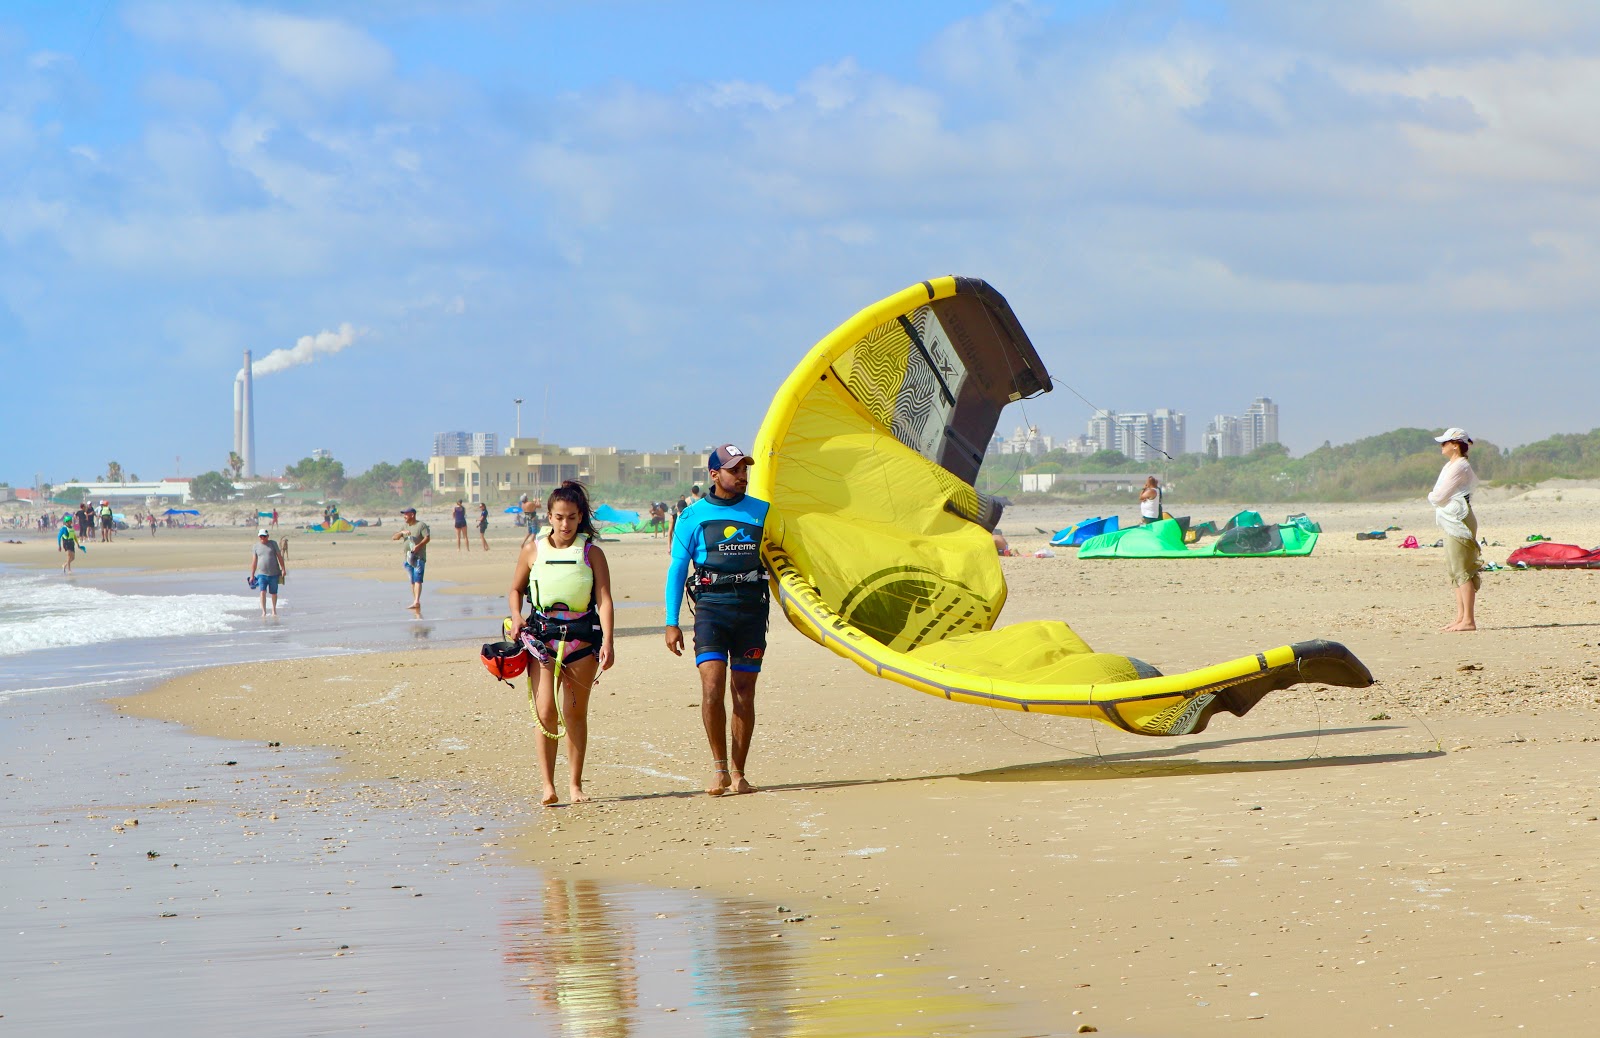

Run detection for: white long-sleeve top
[[1427, 457, 1478, 507], [1429, 457, 1478, 539]]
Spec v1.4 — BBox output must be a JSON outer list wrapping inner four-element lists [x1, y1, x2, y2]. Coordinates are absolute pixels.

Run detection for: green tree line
[[988, 426, 1600, 504], [188, 456, 430, 504]]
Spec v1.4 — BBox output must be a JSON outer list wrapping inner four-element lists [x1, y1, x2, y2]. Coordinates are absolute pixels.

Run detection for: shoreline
[[4, 555, 1022, 1036], [115, 499, 1600, 1034]]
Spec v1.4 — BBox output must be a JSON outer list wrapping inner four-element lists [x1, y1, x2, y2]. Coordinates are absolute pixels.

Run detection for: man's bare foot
[[730, 771, 757, 795], [540, 786, 560, 807], [569, 785, 591, 804], [707, 761, 731, 797]]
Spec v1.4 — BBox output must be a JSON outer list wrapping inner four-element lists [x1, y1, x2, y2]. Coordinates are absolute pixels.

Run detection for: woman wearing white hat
[[1427, 427, 1480, 631]]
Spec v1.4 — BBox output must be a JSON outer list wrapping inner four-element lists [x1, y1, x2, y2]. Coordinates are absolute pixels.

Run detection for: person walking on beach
[[668, 492, 688, 540], [1139, 477, 1163, 525], [1429, 427, 1481, 632], [391, 507, 431, 610], [477, 502, 490, 551], [250, 527, 287, 617], [506, 481, 615, 807], [664, 445, 769, 796], [453, 500, 470, 551], [99, 501, 114, 542], [57, 516, 81, 574]]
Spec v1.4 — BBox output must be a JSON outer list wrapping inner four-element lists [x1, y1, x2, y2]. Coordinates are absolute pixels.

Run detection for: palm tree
[[227, 452, 243, 479], [107, 461, 123, 483]]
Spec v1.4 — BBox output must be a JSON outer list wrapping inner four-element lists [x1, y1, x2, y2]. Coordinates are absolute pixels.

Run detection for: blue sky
[[4, 0, 1599, 485]]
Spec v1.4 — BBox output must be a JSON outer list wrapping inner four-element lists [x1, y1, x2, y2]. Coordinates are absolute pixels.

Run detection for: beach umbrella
[[503, 505, 522, 513]]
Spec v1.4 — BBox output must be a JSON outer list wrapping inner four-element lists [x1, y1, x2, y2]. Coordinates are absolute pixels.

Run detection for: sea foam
[[0, 570, 259, 659]]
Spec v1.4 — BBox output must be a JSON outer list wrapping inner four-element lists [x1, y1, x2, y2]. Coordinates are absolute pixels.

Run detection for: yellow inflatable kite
[[750, 277, 1372, 736]]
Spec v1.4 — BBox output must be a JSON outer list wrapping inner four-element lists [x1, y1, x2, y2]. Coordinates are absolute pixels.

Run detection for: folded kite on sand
[[750, 276, 1372, 736], [1078, 517, 1319, 559], [1049, 515, 1118, 547], [1507, 542, 1600, 569]]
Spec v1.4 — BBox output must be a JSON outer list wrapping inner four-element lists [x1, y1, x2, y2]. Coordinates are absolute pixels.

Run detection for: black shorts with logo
[[691, 593, 770, 672]]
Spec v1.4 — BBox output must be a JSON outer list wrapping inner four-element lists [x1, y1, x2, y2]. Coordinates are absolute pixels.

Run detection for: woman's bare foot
[[1449, 623, 1476, 632], [730, 771, 757, 795], [540, 786, 560, 807], [707, 761, 731, 796], [569, 785, 591, 804]]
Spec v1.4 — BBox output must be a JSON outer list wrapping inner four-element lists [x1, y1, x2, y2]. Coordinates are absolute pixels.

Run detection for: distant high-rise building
[[1150, 408, 1186, 458], [1204, 415, 1243, 458], [433, 431, 500, 458], [1204, 398, 1279, 457], [1086, 410, 1115, 454], [1112, 412, 1151, 461], [1084, 407, 1186, 460], [998, 424, 1053, 456], [1241, 397, 1280, 454]]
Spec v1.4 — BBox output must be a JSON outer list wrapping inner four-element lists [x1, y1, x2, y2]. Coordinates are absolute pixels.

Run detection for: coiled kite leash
[[526, 637, 569, 740]]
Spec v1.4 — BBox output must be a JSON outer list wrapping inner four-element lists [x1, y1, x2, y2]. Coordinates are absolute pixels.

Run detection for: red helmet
[[480, 641, 529, 681]]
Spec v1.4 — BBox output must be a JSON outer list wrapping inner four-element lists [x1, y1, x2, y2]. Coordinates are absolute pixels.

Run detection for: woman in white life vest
[[506, 481, 616, 806]]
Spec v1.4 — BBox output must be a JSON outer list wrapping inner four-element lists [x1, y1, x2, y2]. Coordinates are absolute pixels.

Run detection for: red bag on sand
[[1400, 535, 1419, 549]]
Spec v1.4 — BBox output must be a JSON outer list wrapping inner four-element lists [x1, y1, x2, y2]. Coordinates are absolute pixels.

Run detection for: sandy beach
[[7, 493, 1600, 1034]]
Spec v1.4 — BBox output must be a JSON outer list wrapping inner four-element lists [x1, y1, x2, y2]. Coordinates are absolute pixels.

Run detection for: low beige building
[[428, 438, 705, 505]]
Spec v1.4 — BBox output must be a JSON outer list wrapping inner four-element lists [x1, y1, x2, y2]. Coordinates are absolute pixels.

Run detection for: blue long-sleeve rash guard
[[664, 491, 770, 627]]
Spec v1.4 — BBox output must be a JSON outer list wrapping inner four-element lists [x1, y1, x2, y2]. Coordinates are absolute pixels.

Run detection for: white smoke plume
[[237, 323, 363, 379]]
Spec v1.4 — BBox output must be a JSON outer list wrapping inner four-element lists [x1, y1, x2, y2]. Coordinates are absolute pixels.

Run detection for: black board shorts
[[692, 595, 770, 672]]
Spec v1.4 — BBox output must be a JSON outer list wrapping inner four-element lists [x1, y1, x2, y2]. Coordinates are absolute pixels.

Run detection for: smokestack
[[241, 350, 256, 478], [232, 326, 361, 478]]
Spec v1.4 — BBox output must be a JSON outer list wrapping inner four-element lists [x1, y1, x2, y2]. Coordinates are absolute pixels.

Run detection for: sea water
[[0, 563, 1015, 1036], [0, 563, 505, 700]]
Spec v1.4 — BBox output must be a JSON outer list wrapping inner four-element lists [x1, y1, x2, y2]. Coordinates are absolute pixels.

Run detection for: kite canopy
[[1507, 542, 1600, 568], [751, 276, 1371, 736], [594, 504, 641, 527], [1050, 515, 1119, 548], [1078, 518, 1319, 559]]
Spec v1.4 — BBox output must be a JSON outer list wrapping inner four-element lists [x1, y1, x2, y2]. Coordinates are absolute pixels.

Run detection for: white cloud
[[1234, 0, 1600, 56], [126, 2, 393, 99], [693, 81, 789, 113]]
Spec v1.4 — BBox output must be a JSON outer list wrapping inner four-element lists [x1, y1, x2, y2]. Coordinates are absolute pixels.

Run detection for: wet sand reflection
[[504, 876, 640, 1037], [501, 873, 1013, 1037]]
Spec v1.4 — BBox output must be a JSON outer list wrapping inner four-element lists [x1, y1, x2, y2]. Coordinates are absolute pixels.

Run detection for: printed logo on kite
[[838, 565, 992, 651]]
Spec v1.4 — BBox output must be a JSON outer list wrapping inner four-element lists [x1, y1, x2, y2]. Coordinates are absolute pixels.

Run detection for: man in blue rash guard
[[664, 443, 770, 797]]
